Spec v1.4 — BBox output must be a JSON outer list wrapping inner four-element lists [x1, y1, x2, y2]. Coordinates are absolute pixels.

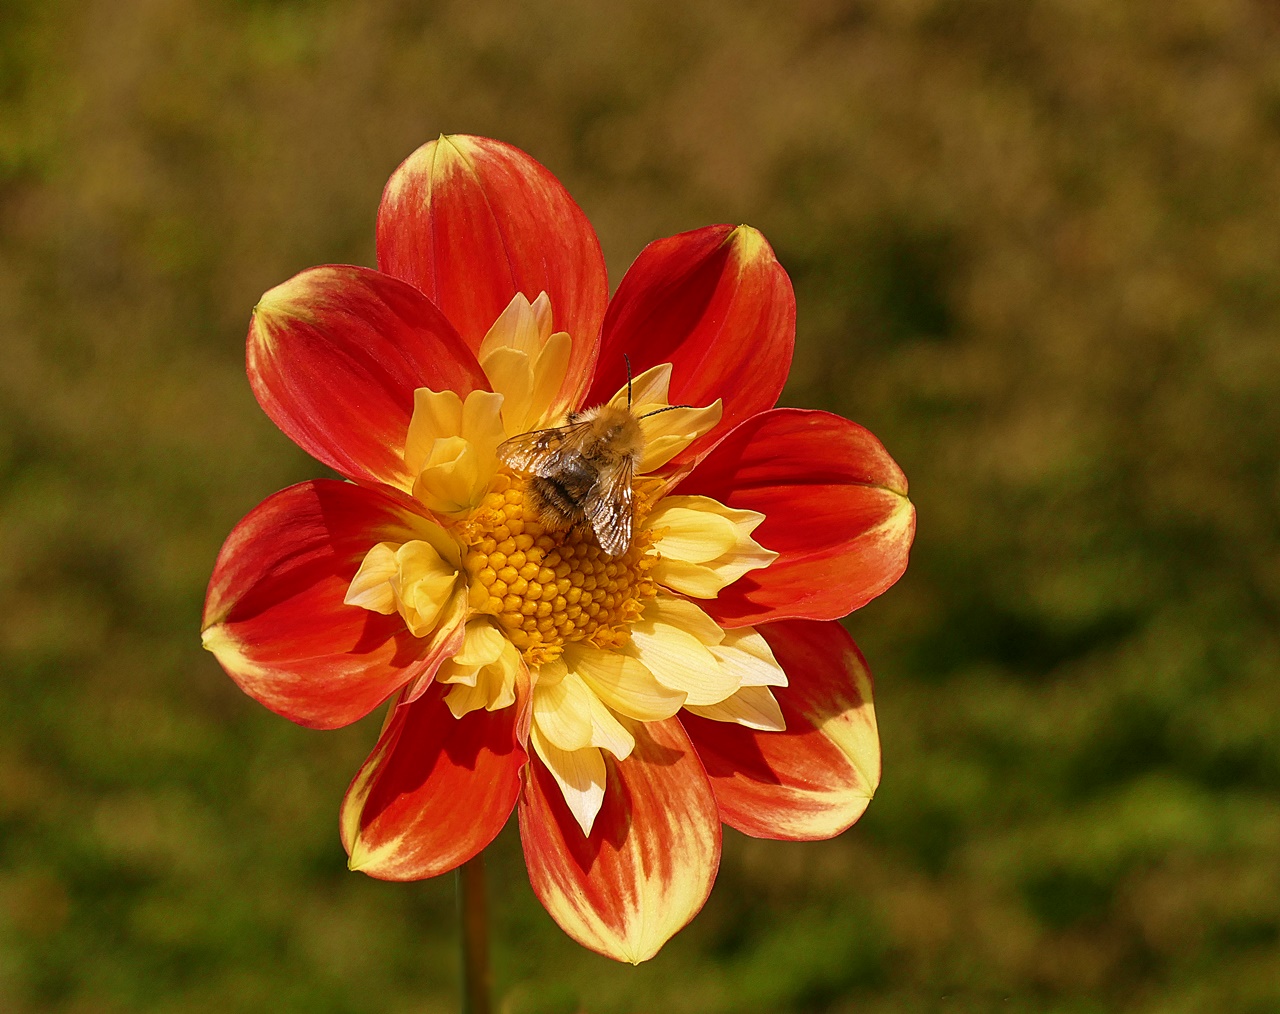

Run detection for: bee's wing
[[498, 421, 596, 478], [584, 456, 635, 556]]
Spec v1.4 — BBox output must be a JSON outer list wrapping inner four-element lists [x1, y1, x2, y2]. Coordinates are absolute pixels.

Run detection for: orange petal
[[519, 717, 721, 963], [678, 408, 915, 626], [586, 224, 794, 466], [377, 135, 607, 414], [682, 620, 880, 840], [201, 480, 463, 729], [341, 682, 525, 880], [247, 265, 487, 490]]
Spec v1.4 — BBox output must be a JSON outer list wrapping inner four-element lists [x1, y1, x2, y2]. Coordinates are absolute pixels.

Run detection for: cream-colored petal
[[404, 388, 463, 477], [609, 362, 672, 410], [646, 505, 739, 564], [647, 559, 727, 599], [531, 725, 607, 837], [563, 643, 686, 721], [482, 346, 535, 435], [534, 671, 594, 752], [534, 658, 636, 757], [537, 657, 569, 688], [638, 402, 723, 472], [647, 593, 725, 646], [452, 618, 508, 667], [526, 330, 572, 427], [343, 542, 401, 613], [648, 495, 778, 598], [711, 627, 787, 688], [628, 595, 740, 706], [478, 291, 551, 360], [572, 672, 635, 760], [685, 685, 786, 732], [391, 540, 459, 637], [628, 624, 736, 707], [444, 680, 489, 719], [460, 389, 507, 471]]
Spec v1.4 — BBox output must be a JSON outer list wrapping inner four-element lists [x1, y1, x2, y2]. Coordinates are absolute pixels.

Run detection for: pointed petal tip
[[727, 223, 774, 265]]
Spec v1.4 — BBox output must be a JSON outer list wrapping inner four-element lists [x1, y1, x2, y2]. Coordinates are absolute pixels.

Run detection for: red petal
[[519, 717, 721, 964], [201, 480, 462, 729], [677, 408, 915, 626], [682, 620, 879, 840], [377, 135, 608, 409], [585, 224, 794, 460], [341, 684, 525, 880], [248, 265, 487, 489]]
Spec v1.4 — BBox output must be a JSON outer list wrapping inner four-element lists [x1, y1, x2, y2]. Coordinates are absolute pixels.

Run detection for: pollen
[[457, 473, 663, 665]]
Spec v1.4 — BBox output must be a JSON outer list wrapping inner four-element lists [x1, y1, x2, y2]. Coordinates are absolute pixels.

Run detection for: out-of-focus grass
[[1, 1, 1278, 1011]]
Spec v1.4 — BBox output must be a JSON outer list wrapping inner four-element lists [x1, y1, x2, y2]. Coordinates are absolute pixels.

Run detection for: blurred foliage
[[2, 0, 1279, 1011]]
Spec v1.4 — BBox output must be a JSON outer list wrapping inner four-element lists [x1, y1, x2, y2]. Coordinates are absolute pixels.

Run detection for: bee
[[497, 361, 687, 556]]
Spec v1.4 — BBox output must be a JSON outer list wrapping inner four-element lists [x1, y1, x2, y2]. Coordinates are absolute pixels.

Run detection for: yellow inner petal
[[606, 362, 723, 473], [530, 724, 607, 837], [533, 663, 635, 759], [626, 596, 743, 706], [562, 642, 685, 722], [477, 291, 572, 435], [440, 618, 521, 719], [647, 495, 777, 598], [344, 514, 465, 642], [405, 388, 506, 516], [685, 685, 786, 732], [390, 541, 462, 637]]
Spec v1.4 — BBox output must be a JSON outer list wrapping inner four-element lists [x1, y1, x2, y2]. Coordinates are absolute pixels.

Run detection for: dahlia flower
[[202, 135, 914, 963]]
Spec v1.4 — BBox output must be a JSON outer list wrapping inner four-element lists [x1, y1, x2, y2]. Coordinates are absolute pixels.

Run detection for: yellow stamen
[[457, 473, 665, 665]]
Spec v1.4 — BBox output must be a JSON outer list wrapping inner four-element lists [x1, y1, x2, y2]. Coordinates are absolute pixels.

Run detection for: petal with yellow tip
[[519, 715, 721, 964], [341, 682, 525, 881], [201, 480, 464, 730], [586, 224, 795, 463], [247, 265, 487, 491], [682, 620, 879, 841], [685, 685, 786, 732], [377, 135, 606, 412], [679, 408, 916, 626]]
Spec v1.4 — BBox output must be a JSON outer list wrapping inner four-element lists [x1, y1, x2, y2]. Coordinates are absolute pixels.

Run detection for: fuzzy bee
[[497, 365, 687, 556]]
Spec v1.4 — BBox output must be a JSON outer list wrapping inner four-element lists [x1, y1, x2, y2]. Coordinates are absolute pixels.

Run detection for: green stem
[[457, 851, 492, 1014]]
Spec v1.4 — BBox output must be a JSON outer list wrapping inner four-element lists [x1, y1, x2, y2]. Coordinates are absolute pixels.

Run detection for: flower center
[[458, 473, 663, 665]]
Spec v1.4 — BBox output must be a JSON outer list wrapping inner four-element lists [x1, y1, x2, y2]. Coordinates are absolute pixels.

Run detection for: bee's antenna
[[638, 404, 694, 419], [625, 354, 633, 410]]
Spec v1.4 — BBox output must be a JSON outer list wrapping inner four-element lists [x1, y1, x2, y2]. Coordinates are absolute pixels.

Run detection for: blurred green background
[[3, 1, 1279, 1011]]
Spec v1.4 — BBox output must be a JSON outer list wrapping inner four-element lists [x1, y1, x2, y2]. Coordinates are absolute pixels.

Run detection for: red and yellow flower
[[202, 135, 915, 963]]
